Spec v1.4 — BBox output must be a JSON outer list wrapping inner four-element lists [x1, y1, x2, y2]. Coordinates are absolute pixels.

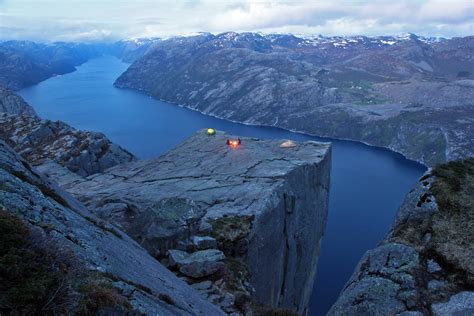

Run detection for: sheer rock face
[[0, 84, 37, 117], [0, 140, 224, 315], [329, 161, 474, 315], [42, 130, 331, 314], [0, 113, 136, 176]]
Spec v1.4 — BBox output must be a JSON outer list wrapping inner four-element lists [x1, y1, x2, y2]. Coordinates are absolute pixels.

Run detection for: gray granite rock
[[169, 249, 226, 278], [0, 113, 136, 176], [330, 166, 474, 315], [328, 243, 420, 315], [46, 130, 331, 314], [427, 259, 443, 274], [0, 139, 224, 315], [0, 84, 37, 116], [191, 235, 218, 250], [431, 292, 474, 316], [191, 280, 213, 291]]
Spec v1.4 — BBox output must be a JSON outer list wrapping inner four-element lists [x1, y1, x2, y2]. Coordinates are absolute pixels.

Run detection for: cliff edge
[[329, 158, 474, 315], [41, 130, 331, 315]]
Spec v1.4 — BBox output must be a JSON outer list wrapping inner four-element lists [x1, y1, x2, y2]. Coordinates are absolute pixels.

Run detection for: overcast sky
[[0, 0, 473, 42]]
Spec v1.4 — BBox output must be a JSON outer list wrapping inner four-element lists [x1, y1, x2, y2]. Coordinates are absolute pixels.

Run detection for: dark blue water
[[19, 55, 426, 315]]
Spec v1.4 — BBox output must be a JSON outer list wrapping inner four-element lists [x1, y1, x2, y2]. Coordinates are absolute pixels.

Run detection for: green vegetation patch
[[210, 215, 254, 257], [0, 209, 132, 314], [430, 158, 474, 284], [391, 158, 474, 287]]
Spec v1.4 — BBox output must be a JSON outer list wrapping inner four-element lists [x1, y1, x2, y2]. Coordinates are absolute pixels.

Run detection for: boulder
[[431, 292, 474, 316], [169, 249, 226, 278], [191, 236, 218, 250]]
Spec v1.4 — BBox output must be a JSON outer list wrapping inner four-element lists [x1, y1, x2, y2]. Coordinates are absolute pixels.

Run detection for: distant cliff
[[108, 38, 161, 63], [115, 32, 474, 166], [329, 158, 474, 315], [39, 130, 331, 315], [0, 41, 103, 90], [0, 84, 37, 116]]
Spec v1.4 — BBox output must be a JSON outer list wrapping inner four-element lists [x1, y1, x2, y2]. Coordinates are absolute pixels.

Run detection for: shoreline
[[115, 83, 428, 170]]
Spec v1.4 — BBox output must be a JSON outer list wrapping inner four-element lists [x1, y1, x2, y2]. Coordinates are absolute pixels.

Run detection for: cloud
[[0, 0, 472, 41]]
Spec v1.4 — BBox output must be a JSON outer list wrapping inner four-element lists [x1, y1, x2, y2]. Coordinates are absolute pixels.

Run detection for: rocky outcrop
[[329, 158, 474, 315], [0, 84, 37, 116], [115, 32, 474, 166], [0, 113, 135, 176], [0, 139, 224, 315], [41, 130, 331, 314]]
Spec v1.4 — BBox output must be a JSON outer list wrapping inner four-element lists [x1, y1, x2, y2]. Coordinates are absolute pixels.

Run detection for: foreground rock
[[0, 84, 37, 116], [0, 140, 224, 315], [329, 158, 474, 315], [43, 130, 331, 314], [115, 32, 474, 166], [0, 113, 135, 176]]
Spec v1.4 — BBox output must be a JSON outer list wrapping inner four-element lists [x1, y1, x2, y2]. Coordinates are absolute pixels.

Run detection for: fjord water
[[20, 55, 426, 315]]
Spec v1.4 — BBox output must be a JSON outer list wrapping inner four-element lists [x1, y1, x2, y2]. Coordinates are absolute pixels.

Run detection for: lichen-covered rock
[[45, 130, 331, 314], [0, 113, 135, 176], [329, 159, 474, 315], [0, 84, 37, 116], [431, 291, 474, 316], [169, 249, 226, 278], [0, 139, 224, 315], [191, 236, 218, 250]]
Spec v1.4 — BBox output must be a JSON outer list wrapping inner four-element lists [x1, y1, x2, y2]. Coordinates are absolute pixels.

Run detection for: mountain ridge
[[114, 32, 474, 166]]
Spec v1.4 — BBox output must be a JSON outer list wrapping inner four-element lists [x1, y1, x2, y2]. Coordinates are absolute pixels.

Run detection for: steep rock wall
[[329, 159, 474, 315], [41, 130, 331, 314]]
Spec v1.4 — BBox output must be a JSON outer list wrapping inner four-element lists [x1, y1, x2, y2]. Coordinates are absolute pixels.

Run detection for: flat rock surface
[[46, 130, 331, 314], [55, 130, 330, 221]]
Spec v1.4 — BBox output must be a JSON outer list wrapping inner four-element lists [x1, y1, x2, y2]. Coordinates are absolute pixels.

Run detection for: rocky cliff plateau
[[38, 130, 331, 315], [0, 88, 332, 315], [115, 32, 474, 167]]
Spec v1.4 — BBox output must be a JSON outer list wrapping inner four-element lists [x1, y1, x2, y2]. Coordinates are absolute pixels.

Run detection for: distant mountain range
[[1, 33, 472, 165], [114, 32, 474, 166]]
